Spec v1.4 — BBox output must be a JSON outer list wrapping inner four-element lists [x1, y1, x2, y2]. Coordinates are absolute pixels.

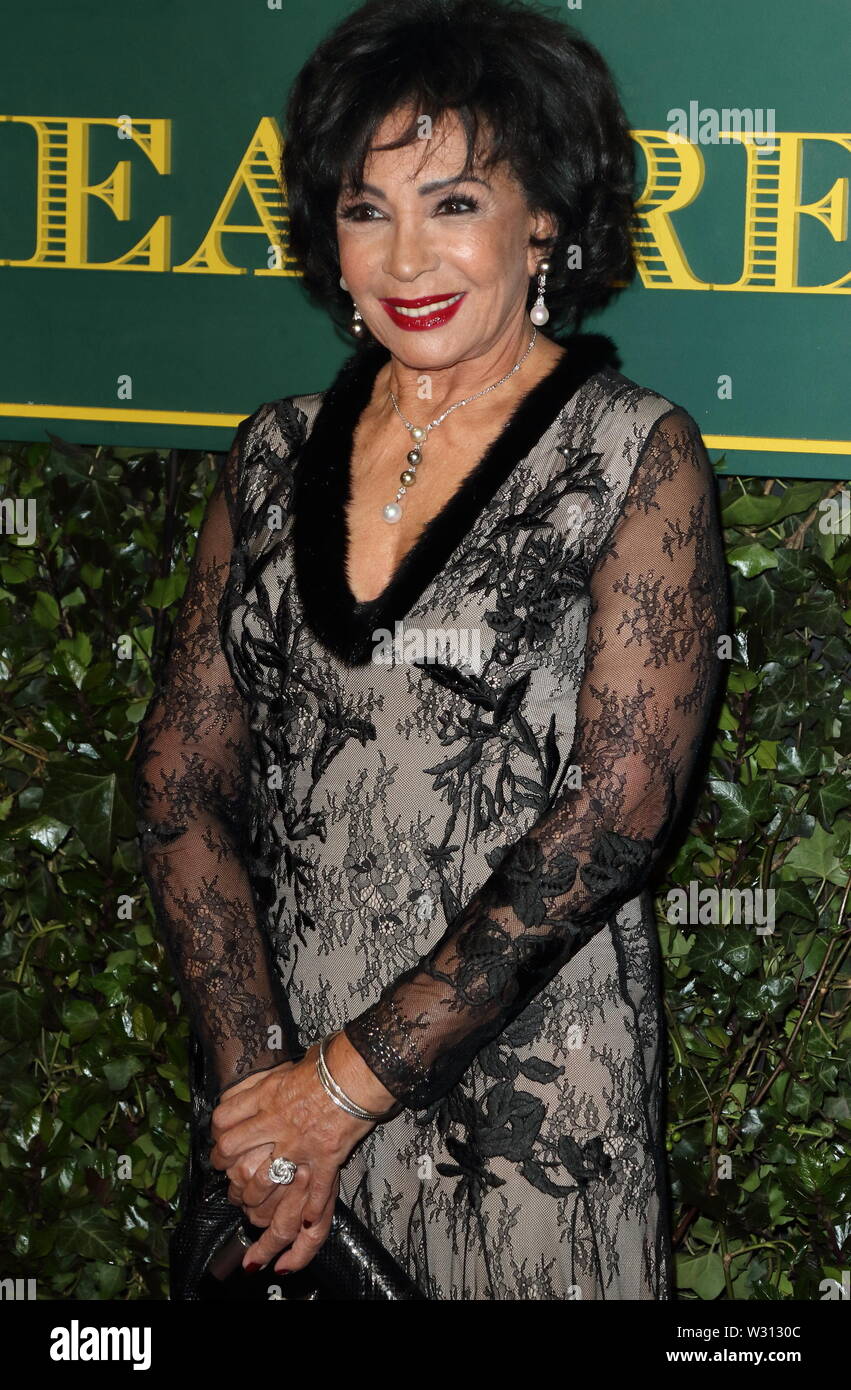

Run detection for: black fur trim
[[293, 333, 617, 666]]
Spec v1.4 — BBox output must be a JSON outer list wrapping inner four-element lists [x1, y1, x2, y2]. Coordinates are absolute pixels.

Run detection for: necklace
[[381, 327, 538, 523]]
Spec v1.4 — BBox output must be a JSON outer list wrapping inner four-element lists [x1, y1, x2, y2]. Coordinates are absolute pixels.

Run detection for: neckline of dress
[[292, 333, 613, 667]]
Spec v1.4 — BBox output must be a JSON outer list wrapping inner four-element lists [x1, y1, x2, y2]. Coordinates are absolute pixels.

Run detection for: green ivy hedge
[[0, 434, 849, 1300]]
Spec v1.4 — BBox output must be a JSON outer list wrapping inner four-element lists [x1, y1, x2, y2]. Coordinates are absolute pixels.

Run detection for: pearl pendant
[[383, 502, 402, 523], [530, 298, 549, 326]]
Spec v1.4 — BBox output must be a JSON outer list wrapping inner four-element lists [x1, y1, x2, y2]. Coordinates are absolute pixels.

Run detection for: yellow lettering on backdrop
[[173, 117, 292, 275], [0, 117, 171, 270], [632, 129, 850, 292], [0, 119, 847, 288], [720, 132, 850, 291], [631, 131, 708, 289]]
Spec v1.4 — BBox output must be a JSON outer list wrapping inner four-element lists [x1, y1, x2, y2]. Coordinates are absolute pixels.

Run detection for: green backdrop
[[0, 0, 849, 477]]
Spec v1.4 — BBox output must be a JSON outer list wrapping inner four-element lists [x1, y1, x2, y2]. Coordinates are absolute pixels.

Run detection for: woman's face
[[335, 107, 555, 368]]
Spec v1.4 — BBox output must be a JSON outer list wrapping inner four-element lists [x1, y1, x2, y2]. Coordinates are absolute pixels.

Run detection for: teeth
[[392, 293, 463, 318]]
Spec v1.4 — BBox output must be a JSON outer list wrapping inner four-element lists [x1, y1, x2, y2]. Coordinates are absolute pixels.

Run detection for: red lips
[[379, 292, 466, 332], [382, 295, 460, 307]]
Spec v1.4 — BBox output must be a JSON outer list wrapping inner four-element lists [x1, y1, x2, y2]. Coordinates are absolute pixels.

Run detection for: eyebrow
[[354, 174, 492, 198]]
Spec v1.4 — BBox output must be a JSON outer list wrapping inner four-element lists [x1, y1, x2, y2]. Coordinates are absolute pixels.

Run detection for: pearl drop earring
[[530, 258, 551, 326], [340, 275, 366, 337]]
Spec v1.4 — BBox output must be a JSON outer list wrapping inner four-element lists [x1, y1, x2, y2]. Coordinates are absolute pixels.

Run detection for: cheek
[[337, 231, 377, 282], [445, 225, 531, 292], [447, 236, 528, 304]]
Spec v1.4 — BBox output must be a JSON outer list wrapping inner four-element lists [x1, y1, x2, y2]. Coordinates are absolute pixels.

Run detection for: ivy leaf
[[794, 1150, 834, 1197], [707, 779, 773, 838], [73, 1261, 128, 1300], [740, 1107, 765, 1137], [60, 999, 100, 1042], [775, 743, 823, 783], [41, 762, 135, 865], [736, 570, 782, 633], [144, 572, 185, 610], [33, 590, 61, 630], [53, 1208, 119, 1262], [823, 1094, 851, 1127], [772, 880, 818, 926], [0, 986, 43, 1042], [784, 821, 849, 884], [736, 976, 798, 1022], [46, 452, 123, 532], [722, 485, 826, 527], [726, 543, 779, 578], [810, 775, 851, 831], [57, 1081, 113, 1142], [676, 1251, 726, 1299]]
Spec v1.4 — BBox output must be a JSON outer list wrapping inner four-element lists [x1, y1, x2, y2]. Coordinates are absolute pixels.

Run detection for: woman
[[136, 0, 728, 1300]]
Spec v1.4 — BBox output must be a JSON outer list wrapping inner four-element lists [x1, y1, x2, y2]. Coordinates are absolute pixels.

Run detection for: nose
[[381, 212, 439, 284]]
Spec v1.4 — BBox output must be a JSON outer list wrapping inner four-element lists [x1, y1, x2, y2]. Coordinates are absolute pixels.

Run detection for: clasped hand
[[209, 1042, 374, 1274]]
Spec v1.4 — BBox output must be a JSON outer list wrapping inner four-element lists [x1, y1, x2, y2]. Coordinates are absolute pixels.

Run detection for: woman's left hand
[[209, 1033, 395, 1272]]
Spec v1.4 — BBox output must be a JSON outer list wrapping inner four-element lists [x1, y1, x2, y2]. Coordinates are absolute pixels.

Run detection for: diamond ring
[[267, 1156, 298, 1185]]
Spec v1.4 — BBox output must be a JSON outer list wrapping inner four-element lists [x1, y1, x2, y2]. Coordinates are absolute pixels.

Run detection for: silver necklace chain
[[380, 327, 538, 523]]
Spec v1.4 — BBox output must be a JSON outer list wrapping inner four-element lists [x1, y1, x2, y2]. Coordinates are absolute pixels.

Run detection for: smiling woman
[[135, 0, 729, 1301]]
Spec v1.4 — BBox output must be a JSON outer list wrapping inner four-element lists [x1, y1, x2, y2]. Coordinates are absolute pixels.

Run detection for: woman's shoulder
[[237, 386, 326, 463], [223, 386, 327, 521], [570, 357, 713, 526]]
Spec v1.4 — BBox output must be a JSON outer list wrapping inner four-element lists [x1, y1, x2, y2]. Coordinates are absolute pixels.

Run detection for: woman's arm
[[134, 431, 292, 1100], [341, 407, 729, 1110]]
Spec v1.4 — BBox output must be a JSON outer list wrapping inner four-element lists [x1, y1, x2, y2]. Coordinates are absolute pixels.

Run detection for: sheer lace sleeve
[[134, 432, 292, 1102], [344, 408, 729, 1111]]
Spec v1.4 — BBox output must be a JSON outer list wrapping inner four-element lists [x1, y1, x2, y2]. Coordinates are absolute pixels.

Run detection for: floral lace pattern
[[135, 345, 728, 1298]]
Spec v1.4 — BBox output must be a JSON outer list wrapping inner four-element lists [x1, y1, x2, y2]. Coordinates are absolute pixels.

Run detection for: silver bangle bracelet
[[315, 1031, 398, 1122]]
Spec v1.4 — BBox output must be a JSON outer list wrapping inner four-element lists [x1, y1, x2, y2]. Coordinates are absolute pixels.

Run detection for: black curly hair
[[282, 0, 637, 338]]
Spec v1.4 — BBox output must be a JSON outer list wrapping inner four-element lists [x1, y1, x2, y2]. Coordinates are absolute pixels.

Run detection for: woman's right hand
[[213, 1060, 343, 1273], [210, 1043, 378, 1272], [214, 1062, 295, 1212]]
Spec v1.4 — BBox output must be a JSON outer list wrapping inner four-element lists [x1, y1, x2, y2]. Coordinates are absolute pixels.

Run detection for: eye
[[337, 202, 384, 222], [435, 194, 480, 215]]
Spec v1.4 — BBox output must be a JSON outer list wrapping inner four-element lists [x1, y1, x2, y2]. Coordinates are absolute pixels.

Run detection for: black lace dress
[[135, 335, 728, 1300]]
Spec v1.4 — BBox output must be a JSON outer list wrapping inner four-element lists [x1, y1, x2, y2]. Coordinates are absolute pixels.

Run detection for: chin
[[384, 331, 473, 370]]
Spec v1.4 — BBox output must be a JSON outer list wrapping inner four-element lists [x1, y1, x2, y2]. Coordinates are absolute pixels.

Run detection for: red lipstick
[[379, 292, 466, 332]]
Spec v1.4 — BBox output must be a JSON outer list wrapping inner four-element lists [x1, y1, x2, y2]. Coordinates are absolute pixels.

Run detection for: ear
[[526, 208, 559, 277]]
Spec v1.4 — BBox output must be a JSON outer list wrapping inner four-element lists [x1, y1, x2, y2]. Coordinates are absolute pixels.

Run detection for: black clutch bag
[[170, 1034, 427, 1301]]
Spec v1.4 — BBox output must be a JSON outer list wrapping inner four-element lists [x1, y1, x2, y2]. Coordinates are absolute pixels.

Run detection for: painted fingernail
[[244, 1261, 261, 1274]]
